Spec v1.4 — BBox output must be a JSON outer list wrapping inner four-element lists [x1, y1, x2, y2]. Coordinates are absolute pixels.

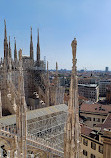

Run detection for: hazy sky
[[0, 0, 111, 70]]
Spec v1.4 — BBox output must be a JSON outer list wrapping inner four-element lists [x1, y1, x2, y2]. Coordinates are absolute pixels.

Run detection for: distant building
[[0, 21, 65, 115], [99, 80, 111, 97], [96, 113, 111, 158], [81, 125, 103, 158], [103, 129, 111, 158], [80, 69, 85, 72], [105, 67, 109, 72], [78, 84, 99, 102], [78, 77, 96, 84], [80, 103, 111, 128], [106, 84, 111, 103], [81, 109, 111, 158]]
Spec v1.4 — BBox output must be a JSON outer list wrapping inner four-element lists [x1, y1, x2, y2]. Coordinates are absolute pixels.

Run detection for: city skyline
[[0, 0, 111, 70]]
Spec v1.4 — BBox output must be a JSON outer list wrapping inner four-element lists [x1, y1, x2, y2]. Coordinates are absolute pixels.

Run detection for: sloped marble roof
[[0, 104, 68, 126]]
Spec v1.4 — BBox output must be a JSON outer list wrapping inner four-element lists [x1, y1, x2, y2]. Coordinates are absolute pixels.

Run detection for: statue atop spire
[[71, 38, 77, 67], [37, 28, 40, 66], [30, 27, 33, 60], [64, 38, 81, 158]]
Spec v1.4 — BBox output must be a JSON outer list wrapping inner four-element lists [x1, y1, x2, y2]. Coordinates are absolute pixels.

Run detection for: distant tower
[[64, 38, 81, 158], [37, 29, 40, 66], [105, 67, 109, 72], [30, 27, 34, 60], [14, 37, 17, 62]]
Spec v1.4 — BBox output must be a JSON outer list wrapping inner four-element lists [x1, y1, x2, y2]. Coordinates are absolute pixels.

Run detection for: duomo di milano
[[0, 20, 110, 158]]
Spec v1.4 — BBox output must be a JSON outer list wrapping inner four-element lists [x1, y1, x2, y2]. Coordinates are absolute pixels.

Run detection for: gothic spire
[[37, 28, 40, 66], [7, 36, 12, 82], [55, 62, 58, 83], [47, 61, 50, 87], [56, 62, 58, 75], [64, 38, 81, 158], [18, 49, 26, 97], [45, 61, 50, 106], [30, 27, 33, 59], [31, 27, 32, 42], [18, 49, 24, 95], [47, 61, 49, 76], [9, 36, 12, 58], [4, 20, 7, 40], [4, 20, 8, 59], [38, 28, 39, 45], [14, 37, 17, 61], [16, 49, 27, 157], [9, 36, 10, 47]]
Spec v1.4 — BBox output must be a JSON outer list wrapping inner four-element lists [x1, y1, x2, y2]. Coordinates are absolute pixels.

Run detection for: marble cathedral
[[0, 20, 64, 116], [0, 20, 81, 158]]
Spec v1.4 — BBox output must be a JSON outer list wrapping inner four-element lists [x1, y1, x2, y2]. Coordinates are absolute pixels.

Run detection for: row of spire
[[3, 20, 59, 72], [4, 20, 40, 64]]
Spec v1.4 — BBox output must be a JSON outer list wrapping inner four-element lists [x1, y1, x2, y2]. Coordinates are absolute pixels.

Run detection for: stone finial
[[55, 62, 58, 80], [9, 36, 10, 47], [19, 49, 22, 61], [30, 27, 32, 42], [37, 28, 40, 63], [30, 27, 33, 60], [37, 28, 39, 44], [47, 61, 49, 71], [56, 62, 58, 72], [9, 36, 12, 58], [4, 19, 8, 59], [45, 61, 50, 107], [4, 19, 7, 40], [14, 37, 17, 61]]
